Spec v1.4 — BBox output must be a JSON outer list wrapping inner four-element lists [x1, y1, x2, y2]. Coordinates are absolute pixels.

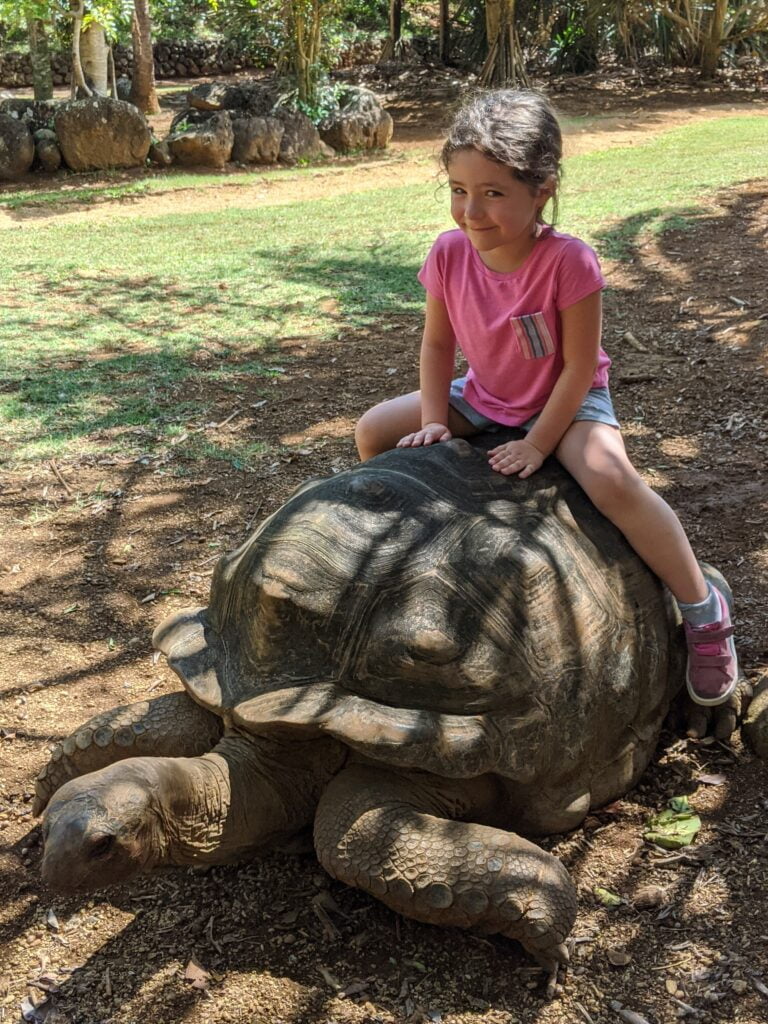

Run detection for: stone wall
[[0, 40, 252, 89]]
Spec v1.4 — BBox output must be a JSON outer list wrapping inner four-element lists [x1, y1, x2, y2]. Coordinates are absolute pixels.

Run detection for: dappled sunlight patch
[[281, 417, 356, 444], [659, 436, 701, 459]]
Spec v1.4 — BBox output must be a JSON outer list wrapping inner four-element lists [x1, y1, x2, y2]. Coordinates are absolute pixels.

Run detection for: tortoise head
[[41, 762, 164, 893]]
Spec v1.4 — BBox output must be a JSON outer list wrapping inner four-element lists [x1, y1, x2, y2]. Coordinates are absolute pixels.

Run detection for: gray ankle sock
[[678, 584, 720, 627]]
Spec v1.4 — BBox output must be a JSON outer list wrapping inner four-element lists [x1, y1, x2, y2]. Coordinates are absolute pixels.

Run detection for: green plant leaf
[[644, 797, 701, 849]]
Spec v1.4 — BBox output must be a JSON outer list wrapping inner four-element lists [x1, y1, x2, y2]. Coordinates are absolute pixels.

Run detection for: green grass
[[1, 114, 766, 467]]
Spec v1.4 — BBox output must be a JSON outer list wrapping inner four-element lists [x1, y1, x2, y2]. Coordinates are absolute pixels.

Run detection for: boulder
[[231, 115, 284, 164], [187, 82, 242, 111], [169, 107, 217, 133], [166, 110, 234, 168], [116, 77, 133, 102], [34, 128, 62, 172], [0, 113, 34, 180], [54, 98, 150, 171], [320, 87, 393, 153], [276, 110, 334, 165], [0, 99, 57, 134], [148, 140, 173, 166]]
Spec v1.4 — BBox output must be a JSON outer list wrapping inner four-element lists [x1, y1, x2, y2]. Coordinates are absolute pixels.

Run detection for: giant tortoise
[[35, 433, 745, 996]]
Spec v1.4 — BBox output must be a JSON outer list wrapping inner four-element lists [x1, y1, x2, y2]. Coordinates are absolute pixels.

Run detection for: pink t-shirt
[[417, 227, 611, 426]]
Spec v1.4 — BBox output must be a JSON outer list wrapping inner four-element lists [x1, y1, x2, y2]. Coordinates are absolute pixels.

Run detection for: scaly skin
[[33, 692, 223, 816], [314, 765, 576, 997]]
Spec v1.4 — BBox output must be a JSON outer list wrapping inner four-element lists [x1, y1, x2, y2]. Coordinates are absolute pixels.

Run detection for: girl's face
[[447, 148, 551, 259]]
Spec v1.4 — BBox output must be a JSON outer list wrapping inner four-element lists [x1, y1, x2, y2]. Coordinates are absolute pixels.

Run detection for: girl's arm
[[488, 290, 602, 475], [398, 292, 457, 447]]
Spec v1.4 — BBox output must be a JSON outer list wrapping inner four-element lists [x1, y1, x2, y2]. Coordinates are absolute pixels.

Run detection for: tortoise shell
[[154, 436, 684, 819]]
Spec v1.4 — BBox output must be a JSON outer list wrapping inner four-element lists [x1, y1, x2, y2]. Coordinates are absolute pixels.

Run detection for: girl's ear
[[537, 178, 556, 210]]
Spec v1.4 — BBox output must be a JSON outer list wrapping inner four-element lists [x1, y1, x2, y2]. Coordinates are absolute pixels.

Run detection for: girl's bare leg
[[355, 392, 478, 461], [555, 422, 708, 604]]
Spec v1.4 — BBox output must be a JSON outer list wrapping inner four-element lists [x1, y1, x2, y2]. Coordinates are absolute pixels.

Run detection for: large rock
[[231, 115, 284, 164], [34, 129, 62, 172], [0, 113, 34, 180], [0, 99, 57, 134], [187, 82, 243, 111], [320, 87, 393, 153], [276, 110, 334, 165], [54, 98, 150, 171], [167, 110, 234, 168]]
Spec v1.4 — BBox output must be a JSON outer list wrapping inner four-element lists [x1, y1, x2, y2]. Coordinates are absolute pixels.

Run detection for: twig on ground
[[610, 1001, 652, 1024], [49, 460, 73, 495]]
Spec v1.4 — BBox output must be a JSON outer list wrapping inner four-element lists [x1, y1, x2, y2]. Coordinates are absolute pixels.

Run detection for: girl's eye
[[486, 190, 503, 198], [451, 187, 466, 195]]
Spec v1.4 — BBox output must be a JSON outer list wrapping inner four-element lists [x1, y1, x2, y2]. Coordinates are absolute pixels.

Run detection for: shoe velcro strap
[[688, 654, 733, 668], [689, 624, 734, 643]]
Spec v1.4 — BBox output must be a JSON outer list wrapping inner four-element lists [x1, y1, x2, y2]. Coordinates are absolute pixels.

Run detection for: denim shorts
[[448, 377, 620, 432]]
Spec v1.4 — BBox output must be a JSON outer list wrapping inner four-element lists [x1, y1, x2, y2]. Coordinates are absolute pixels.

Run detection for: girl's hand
[[488, 439, 545, 478], [397, 422, 452, 448]]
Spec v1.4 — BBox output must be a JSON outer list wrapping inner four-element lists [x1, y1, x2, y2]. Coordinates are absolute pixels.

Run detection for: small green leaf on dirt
[[63, 604, 79, 614], [594, 886, 622, 907], [644, 797, 701, 849]]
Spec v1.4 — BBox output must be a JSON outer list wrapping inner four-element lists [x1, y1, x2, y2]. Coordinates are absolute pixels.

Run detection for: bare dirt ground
[[1, 72, 768, 1024]]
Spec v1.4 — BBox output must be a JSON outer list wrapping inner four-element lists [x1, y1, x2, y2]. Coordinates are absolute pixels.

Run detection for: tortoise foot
[[314, 766, 578, 971]]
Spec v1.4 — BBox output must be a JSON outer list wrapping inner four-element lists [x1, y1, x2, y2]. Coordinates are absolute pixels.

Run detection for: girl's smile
[[448, 148, 551, 271]]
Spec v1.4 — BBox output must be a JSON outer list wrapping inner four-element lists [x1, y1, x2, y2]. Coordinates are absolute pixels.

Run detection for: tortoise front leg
[[314, 765, 576, 997], [33, 692, 223, 815]]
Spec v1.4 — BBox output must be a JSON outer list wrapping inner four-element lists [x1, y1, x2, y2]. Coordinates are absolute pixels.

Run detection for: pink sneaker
[[684, 587, 738, 706]]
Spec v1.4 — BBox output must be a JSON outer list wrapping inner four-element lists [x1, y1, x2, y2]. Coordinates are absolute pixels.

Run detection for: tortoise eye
[[89, 834, 114, 859]]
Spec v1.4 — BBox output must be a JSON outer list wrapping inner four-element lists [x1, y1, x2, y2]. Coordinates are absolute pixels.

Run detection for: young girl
[[355, 89, 737, 707]]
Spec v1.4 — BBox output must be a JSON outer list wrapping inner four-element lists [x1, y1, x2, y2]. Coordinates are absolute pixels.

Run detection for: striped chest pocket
[[510, 312, 555, 359]]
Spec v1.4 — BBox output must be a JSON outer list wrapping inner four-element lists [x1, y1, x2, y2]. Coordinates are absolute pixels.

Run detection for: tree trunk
[[70, 0, 91, 99], [80, 22, 109, 95], [26, 14, 54, 101], [480, 0, 528, 87], [129, 0, 160, 114], [699, 0, 728, 78], [438, 0, 450, 64], [380, 0, 403, 61]]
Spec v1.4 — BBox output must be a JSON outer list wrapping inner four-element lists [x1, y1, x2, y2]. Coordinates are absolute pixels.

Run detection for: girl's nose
[[465, 199, 485, 222]]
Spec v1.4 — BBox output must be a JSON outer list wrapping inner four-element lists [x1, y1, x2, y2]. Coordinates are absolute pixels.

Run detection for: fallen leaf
[[183, 957, 210, 990], [45, 909, 59, 932], [317, 966, 342, 991], [140, 592, 157, 604], [594, 886, 622, 907], [644, 797, 701, 849], [633, 885, 667, 909], [607, 947, 632, 966], [21, 996, 52, 1023], [696, 773, 726, 786]]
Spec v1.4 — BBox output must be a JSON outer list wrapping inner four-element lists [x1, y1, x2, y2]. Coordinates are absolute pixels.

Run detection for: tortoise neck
[[155, 733, 347, 865]]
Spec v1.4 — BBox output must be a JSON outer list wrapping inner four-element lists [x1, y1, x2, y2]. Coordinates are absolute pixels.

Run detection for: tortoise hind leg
[[313, 765, 576, 998], [33, 691, 222, 815]]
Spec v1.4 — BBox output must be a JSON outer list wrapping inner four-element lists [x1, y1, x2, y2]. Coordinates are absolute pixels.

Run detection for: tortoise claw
[[683, 676, 751, 742]]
